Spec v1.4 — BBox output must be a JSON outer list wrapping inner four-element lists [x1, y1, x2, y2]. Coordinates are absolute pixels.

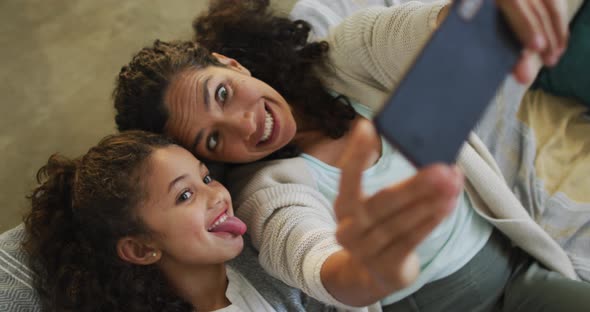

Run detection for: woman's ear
[[117, 237, 161, 265], [212, 52, 251, 76]]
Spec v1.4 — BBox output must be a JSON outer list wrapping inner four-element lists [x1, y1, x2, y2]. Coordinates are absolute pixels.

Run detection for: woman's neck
[[293, 115, 381, 168], [159, 260, 230, 311], [291, 107, 346, 153]]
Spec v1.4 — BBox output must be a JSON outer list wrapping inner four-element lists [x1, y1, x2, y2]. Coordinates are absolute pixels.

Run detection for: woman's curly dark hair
[[193, 0, 356, 139], [113, 40, 223, 134], [22, 131, 193, 312], [113, 0, 355, 160]]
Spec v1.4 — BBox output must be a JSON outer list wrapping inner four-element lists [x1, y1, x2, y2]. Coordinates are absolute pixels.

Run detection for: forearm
[[255, 206, 385, 308], [321, 250, 388, 307], [240, 189, 361, 307]]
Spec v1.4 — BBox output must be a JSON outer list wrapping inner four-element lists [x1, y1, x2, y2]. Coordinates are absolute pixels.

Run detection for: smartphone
[[373, 0, 520, 167]]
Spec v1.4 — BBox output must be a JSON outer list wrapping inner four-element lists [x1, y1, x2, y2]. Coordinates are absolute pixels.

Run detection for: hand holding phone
[[374, 0, 520, 168]]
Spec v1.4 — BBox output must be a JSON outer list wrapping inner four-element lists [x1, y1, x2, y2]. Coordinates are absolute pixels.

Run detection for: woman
[[22, 131, 330, 312], [112, 0, 589, 310]]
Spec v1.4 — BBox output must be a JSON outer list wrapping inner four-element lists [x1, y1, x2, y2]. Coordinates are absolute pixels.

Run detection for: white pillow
[[0, 224, 41, 311]]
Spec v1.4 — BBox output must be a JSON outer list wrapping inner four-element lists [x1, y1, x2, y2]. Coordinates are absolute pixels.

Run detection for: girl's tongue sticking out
[[209, 215, 247, 236]]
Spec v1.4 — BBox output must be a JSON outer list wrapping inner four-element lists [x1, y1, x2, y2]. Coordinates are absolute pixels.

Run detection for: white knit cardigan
[[227, 1, 578, 309]]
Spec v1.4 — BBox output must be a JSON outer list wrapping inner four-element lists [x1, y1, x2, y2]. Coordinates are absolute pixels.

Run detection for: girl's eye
[[207, 132, 219, 151], [203, 175, 213, 184], [177, 189, 193, 203], [216, 85, 228, 103]]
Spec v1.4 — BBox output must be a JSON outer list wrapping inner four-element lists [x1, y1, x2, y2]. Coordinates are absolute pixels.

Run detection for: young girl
[[112, 0, 590, 310], [22, 131, 330, 312]]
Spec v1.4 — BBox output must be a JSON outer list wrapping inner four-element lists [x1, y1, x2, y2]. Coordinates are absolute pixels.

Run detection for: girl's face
[[137, 145, 246, 266], [164, 54, 297, 163]]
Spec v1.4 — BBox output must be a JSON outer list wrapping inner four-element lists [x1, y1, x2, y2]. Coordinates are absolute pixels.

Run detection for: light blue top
[[300, 100, 493, 305]]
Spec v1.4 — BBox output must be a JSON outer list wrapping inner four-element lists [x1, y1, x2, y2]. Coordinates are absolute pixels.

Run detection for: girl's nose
[[207, 187, 226, 210]]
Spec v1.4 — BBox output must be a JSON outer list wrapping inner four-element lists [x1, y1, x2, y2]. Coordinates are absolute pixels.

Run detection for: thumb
[[334, 119, 380, 220], [512, 49, 539, 84]]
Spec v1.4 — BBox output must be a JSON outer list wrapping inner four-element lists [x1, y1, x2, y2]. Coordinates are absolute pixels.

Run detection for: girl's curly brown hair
[[22, 131, 193, 312], [113, 0, 355, 160]]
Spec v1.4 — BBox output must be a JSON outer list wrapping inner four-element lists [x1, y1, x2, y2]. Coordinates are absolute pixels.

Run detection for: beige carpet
[[0, 0, 296, 232]]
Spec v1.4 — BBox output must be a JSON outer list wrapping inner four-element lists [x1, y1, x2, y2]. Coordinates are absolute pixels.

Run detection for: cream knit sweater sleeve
[[320, 1, 447, 109], [228, 159, 380, 310]]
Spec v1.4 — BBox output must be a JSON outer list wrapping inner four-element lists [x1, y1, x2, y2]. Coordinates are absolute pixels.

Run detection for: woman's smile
[[257, 102, 278, 146], [164, 59, 297, 163]]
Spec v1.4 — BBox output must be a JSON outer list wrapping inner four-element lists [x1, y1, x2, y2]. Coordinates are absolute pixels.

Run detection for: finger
[[497, 0, 546, 51], [364, 252, 421, 291], [337, 165, 462, 251], [336, 216, 365, 248], [377, 215, 444, 270], [334, 119, 380, 220], [542, 0, 568, 50], [362, 216, 441, 287], [529, 0, 559, 65], [396, 252, 420, 288], [389, 191, 459, 247], [542, 0, 569, 63], [512, 49, 537, 84], [363, 164, 462, 222], [348, 191, 459, 258]]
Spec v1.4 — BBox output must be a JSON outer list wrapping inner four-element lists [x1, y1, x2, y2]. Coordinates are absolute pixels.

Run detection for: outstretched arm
[[322, 120, 463, 306], [233, 121, 463, 308]]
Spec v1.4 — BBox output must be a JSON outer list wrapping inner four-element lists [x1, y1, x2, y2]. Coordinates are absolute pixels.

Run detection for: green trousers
[[383, 230, 590, 312]]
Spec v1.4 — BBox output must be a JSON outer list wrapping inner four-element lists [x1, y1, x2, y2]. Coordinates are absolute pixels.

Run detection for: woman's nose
[[228, 111, 256, 139]]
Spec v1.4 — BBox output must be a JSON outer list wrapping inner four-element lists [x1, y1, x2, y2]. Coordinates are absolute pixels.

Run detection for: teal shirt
[[300, 101, 493, 305]]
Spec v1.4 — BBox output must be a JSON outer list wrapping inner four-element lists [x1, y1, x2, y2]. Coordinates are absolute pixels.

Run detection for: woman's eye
[[203, 175, 213, 184], [177, 190, 193, 203], [207, 132, 218, 151], [216, 85, 228, 103]]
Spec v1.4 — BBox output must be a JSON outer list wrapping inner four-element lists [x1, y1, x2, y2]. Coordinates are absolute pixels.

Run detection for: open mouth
[[206, 209, 248, 236], [260, 107, 274, 143], [207, 210, 229, 232], [258, 104, 276, 145]]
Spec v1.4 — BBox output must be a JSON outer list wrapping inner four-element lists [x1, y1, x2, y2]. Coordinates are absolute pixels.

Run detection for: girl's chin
[[226, 238, 244, 259]]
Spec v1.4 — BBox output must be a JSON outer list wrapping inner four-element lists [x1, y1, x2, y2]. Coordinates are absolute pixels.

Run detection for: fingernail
[[547, 53, 560, 67], [532, 34, 546, 50]]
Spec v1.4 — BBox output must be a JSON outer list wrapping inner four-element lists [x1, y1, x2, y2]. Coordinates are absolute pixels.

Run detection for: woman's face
[[137, 145, 246, 266], [164, 54, 297, 163]]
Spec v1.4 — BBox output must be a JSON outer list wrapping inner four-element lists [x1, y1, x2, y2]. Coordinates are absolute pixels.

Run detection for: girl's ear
[[117, 237, 161, 265], [212, 52, 251, 76]]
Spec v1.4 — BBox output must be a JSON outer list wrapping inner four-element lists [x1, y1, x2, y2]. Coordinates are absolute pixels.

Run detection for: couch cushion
[[0, 224, 40, 311], [532, 0, 590, 109]]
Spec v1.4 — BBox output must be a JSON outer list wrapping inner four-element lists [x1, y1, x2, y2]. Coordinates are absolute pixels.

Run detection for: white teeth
[[260, 110, 274, 143], [208, 213, 228, 231]]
